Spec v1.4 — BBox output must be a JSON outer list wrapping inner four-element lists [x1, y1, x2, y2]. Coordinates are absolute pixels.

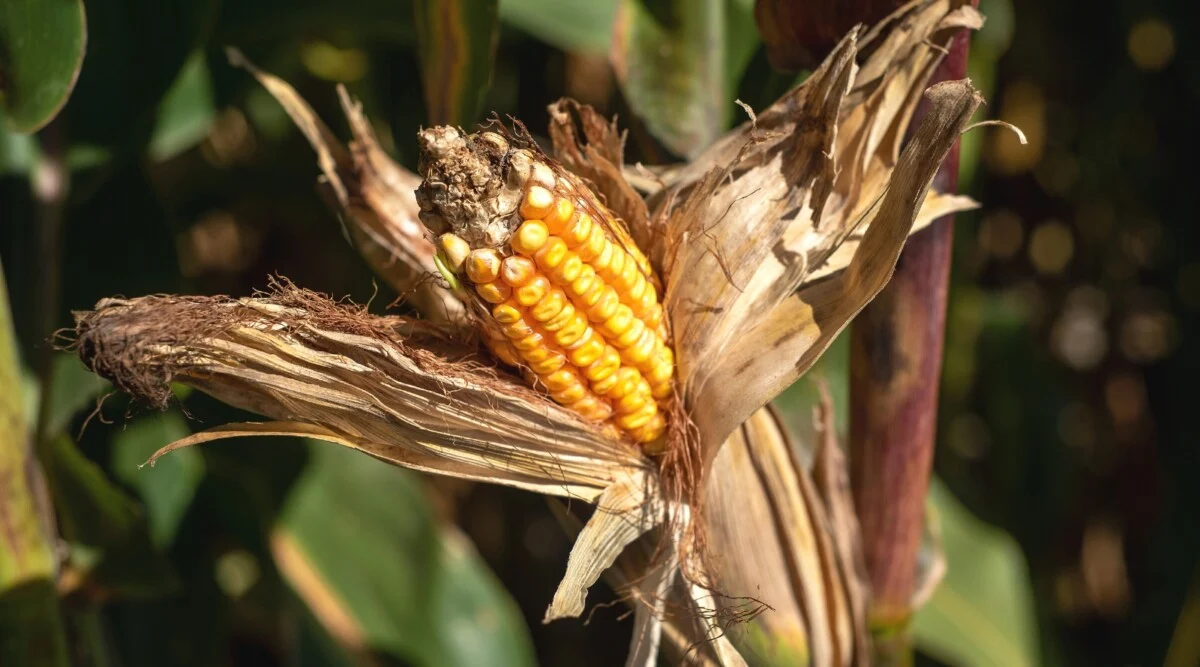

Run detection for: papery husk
[[637, 0, 983, 456], [70, 282, 651, 502], [700, 404, 869, 667]]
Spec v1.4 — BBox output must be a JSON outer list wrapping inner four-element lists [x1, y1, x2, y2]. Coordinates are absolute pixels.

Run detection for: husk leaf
[[71, 283, 648, 503]]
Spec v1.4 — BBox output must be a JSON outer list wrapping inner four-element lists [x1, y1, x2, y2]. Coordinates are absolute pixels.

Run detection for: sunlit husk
[[72, 284, 650, 502], [635, 0, 983, 453]]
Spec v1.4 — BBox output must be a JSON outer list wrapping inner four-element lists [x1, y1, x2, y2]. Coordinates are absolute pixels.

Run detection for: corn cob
[[415, 127, 674, 447]]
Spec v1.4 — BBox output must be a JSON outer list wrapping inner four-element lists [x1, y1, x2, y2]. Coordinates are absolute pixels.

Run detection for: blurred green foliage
[[2, 0, 1193, 665]]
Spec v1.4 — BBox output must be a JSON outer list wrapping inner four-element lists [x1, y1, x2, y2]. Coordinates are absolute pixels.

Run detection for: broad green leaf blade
[[111, 411, 204, 548], [612, 0, 727, 159], [148, 51, 214, 162], [414, 0, 499, 126], [0, 259, 69, 666], [499, 0, 617, 54], [276, 442, 535, 667], [913, 480, 1039, 667], [0, 0, 86, 133]]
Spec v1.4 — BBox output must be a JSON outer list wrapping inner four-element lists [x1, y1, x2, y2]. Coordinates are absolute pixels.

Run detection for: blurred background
[[1, 0, 1195, 665]]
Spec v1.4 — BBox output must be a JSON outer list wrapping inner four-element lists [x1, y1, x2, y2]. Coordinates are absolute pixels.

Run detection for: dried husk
[[71, 284, 651, 502], [643, 0, 984, 456]]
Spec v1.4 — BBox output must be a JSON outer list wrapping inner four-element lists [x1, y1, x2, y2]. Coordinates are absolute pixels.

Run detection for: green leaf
[[414, 0, 499, 126], [0, 257, 70, 667], [111, 411, 204, 548], [64, 0, 216, 147], [42, 353, 110, 440], [499, 0, 617, 54], [0, 0, 87, 133], [148, 51, 215, 162], [612, 0, 728, 158], [277, 442, 535, 667], [41, 434, 178, 597], [913, 480, 1040, 667]]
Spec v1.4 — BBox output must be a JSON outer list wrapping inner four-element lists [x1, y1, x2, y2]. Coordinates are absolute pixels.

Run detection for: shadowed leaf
[[414, 0, 499, 126], [499, 0, 616, 54], [111, 411, 204, 548], [0, 0, 86, 133], [912, 480, 1038, 667], [275, 442, 535, 667], [611, 0, 727, 158]]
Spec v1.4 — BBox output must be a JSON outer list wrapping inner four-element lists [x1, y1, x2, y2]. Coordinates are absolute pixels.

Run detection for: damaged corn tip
[[417, 128, 673, 447]]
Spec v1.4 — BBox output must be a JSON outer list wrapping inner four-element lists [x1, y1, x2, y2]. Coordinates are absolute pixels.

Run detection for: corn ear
[[416, 128, 676, 447]]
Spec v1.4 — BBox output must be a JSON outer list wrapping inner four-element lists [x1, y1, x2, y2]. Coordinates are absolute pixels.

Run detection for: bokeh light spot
[[1127, 19, 1175, 71], [1029, 220, 1074, 274], [978, 209, 1024, 259]]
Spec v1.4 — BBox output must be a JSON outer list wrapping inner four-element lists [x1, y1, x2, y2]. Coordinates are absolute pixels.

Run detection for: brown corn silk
[[70, 2, 989, 665]]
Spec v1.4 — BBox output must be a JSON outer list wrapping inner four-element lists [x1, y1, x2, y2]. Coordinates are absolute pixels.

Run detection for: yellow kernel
[[501, 256, 537, 287], [616, 260, 640, 293], [578, 225, 607, 262], [551, 254, 584, 284], [614, 386, 649, 415], [530, 289, 568, 322], [438, 234, 471, 271], [622, 327, 658, 366], [523, 345, 558, 364], [568, 266, 597, 298], [542, 302, 577, 332], [492, 301, 523, 324], [553, 313, 589, 348], [465, 249, 502, 283], [615, 317, 646, 349], [515, 275, 550, 307], [544, 198, 575, 234], [615, 402, 658, 430], [511, 333, 546, 352], [585, 288, 620, 322], [535, 237, 569, 272], [591, 371, 622, 396], [551, 383, 588, 405], [600, 304, 635, 338], [627, 274, 648, 309], [651, 379, 673, 400], [583, 347, 621, 382], [500, 320, 535, 339], [513, 220, 549, 255], [542, 368, 580, 392], [476, 281, 512, 304], [602, 244, 626, 281], [644, 302, 663, 331], [593, 241, 613, 275], [528, 353, 567, 375], [607, 368, 640, 400], [628, 414, 666, 443], [562, 213, 593, 247], [520, 185, 555, 220], [567, 396, 612, 422], [567, 332, 606, 367]]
